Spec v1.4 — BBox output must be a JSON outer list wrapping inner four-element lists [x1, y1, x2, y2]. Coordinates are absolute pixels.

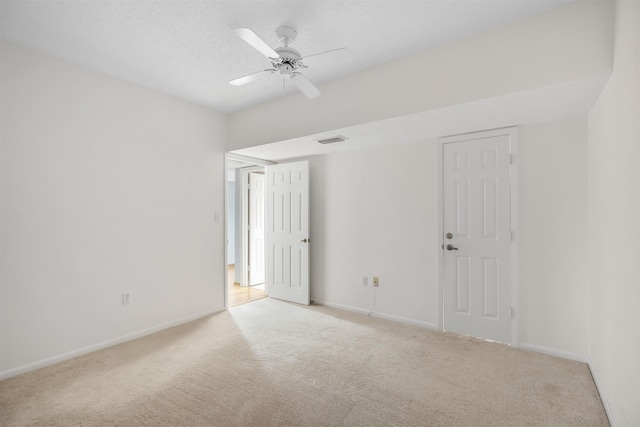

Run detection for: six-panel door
[[443, 134, 512, 344], [266, 161, 310, 305]]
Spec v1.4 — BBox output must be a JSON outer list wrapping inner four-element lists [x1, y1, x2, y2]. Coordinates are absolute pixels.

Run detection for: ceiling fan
[[229, 26, 353, 99]]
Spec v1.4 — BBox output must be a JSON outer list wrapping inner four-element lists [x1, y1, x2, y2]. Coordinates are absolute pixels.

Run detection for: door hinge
[[508, 153, 513, 165], [509, 231, 514, 241], [509, 307, 515, 319]]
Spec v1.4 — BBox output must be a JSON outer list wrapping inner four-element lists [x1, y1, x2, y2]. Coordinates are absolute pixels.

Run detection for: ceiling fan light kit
[[230, 25, 352, 99]]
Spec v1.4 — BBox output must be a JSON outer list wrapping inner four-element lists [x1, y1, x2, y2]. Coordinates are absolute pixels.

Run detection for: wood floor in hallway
[[228, 264, 266, 307]]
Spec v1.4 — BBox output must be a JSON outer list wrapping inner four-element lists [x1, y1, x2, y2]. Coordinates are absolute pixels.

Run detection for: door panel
[[456, 180, 470, 237], [266, 161, 310, 305], [443, 134, 512, 343], [456, 256, 471, 314]]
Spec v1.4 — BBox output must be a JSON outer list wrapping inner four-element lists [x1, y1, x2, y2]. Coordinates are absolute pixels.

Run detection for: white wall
[[0, 40, 227, 378], [587, 1, 640, 425], [306, 116, 590, 352], [518, 117, 589, 359], [308, 140, 439, 327]]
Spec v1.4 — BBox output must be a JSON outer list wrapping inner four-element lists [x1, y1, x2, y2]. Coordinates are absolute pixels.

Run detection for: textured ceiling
[[1, 0, 572, 113]]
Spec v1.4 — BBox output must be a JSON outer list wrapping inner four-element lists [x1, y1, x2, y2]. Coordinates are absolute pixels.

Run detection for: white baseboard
[[0, 307, 225, 381], [369, 310, 439, 330], [312, 299, 438, 330], [312, 299, 369, 315], [518, 342, 590, 363], [586, 359, 616, 427]]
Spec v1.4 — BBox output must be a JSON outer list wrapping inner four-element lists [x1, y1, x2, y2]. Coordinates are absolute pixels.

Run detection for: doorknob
[[446, 244, 458, 251], [298, 238, 309, 243]]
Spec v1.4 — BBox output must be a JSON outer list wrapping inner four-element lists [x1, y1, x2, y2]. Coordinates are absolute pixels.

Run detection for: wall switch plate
[[373, 277, 379, 287], [122, 293, 131, 305], [362, 276, 368, 286]]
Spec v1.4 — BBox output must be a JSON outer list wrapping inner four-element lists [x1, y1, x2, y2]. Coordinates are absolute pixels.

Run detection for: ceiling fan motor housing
[[273, 46, 303, 76]]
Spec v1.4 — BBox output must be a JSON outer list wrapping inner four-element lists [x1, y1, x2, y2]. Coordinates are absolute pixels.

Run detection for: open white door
[[266, 161, 310, 305], [248, 172, 265, 286]]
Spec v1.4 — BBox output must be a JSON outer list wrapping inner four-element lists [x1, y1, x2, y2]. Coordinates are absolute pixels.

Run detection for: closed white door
[[248, 172, 265, 286], [266, 161, 310, 305], [443, 132, 513, 344]]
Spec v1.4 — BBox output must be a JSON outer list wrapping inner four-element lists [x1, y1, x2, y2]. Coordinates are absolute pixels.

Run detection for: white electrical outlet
[[373, 277, 379, 287], [122, 293, 131, 305], [362, 276, 368, 286]]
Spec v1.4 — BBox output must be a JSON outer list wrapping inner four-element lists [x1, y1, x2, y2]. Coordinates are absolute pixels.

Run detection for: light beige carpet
[[1, 298, 608, 426]]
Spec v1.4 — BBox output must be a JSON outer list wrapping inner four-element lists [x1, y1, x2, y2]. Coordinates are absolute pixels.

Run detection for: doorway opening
[[226, 154, 273, 307]]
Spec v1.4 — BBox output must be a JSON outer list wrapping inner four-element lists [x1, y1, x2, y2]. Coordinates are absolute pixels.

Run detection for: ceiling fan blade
[[290, 73, 321, 99], [229, 69, 275, 86], [234, 28, 279, 59], [301, 47, 353, 68]]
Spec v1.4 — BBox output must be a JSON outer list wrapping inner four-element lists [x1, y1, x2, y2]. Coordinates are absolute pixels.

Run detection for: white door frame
[[248, 171, 266, 286], [240, 166, 264, 287], [437, 127, 519, 346]]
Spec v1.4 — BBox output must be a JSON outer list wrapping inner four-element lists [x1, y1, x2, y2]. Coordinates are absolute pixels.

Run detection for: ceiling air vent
[[317, 136, 348, 145]]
